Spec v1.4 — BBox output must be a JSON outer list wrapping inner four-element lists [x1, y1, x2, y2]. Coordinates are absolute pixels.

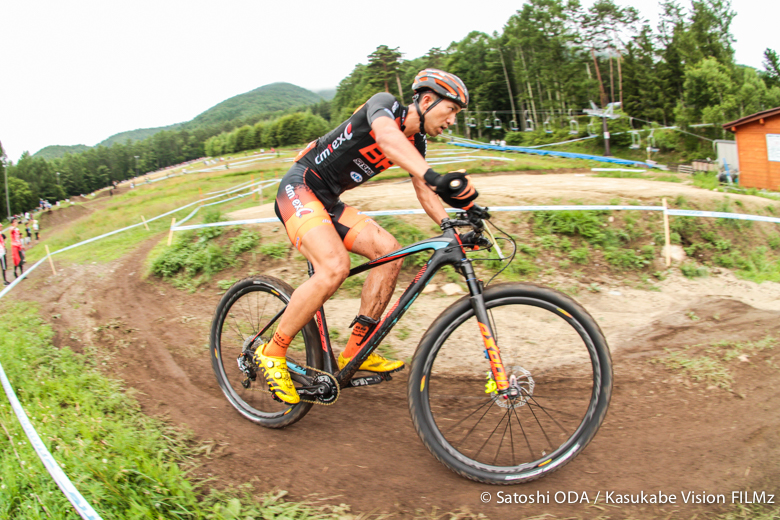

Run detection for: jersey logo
[[315, 122, 353, 165], [350, 171, 363, 183], [353, 158, 374, 176], [285, 184, 313, 218]]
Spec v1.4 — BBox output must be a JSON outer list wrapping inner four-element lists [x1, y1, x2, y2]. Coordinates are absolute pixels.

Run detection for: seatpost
[[307, 261, 315, 277]]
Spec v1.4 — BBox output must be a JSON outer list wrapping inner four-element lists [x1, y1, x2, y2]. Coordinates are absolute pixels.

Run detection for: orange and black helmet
[[412, 69, 469, 108]]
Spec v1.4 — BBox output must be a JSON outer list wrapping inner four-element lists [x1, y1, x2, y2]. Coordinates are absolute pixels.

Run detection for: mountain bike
[[209, 203, 612, 484]]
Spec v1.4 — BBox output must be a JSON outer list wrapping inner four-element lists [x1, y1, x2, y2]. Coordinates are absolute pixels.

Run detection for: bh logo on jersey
[[315, 123, 354, 165], [285, 184, 312, 218]]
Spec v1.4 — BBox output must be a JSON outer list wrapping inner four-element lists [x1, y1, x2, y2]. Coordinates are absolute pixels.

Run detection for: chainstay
[[295, 363, 340, 406]]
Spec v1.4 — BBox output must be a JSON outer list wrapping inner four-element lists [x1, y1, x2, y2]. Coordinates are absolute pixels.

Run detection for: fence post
[[662, 198, 671, 267], [45, 245, 56, 275], [168, 218, 176, 246], [141, 215, 150, 231]]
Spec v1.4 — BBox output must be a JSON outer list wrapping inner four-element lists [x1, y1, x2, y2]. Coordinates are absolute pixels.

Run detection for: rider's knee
[[320, 256, 350, 288]]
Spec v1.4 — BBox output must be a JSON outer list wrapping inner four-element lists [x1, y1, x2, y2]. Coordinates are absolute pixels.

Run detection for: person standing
[[0, 222, 9, 286], [24, 221, 32, 247], [32, 218, 39, 240], [9, 219, 25, 279]]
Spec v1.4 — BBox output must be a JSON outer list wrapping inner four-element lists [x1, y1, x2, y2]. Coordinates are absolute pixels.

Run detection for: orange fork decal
[[478, 322, 510, 391]]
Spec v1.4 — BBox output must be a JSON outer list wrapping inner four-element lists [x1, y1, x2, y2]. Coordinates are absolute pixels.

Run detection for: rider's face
[[423, 97, 462, 136]]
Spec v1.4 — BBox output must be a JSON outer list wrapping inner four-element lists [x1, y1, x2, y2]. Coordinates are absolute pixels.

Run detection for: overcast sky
[[1, 0, 776, 162]]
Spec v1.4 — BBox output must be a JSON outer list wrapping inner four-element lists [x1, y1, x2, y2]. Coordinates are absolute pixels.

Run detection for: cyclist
[[255, 69, 479, 404]]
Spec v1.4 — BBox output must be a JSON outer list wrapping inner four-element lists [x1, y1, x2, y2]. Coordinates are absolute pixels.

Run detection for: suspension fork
[[461, 260, 510, 393]]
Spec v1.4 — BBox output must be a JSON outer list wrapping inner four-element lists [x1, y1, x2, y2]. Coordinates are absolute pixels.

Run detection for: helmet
[[412, 69, 469, 108]]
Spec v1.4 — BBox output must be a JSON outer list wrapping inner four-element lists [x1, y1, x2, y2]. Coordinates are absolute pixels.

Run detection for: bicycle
[[210, 202, 613, 484]]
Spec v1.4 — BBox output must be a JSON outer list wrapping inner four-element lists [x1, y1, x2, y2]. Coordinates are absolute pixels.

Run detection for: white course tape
[[0, 357, 103, 520], [667, 209, 780, 224], [4, 166, 780, 520], [171, 205, 667, 231], [0, 175, 282, 517]]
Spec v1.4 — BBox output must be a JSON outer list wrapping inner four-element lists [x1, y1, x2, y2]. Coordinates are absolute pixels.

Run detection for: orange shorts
[[274, 166, 378, 251]]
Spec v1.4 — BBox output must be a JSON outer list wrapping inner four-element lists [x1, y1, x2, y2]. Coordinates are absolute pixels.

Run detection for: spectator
[[9, 218, 25, 279], [32, 218, 39, 240], [24, 221, 32, 247], [0, 221, 8, 286]]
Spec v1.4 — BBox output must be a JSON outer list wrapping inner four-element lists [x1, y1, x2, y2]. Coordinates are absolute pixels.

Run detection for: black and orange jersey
[[294, 92, 426, 197]]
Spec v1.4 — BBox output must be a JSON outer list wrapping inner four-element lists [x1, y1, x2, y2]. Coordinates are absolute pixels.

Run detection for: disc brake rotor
[[485, 365, 535, 409]]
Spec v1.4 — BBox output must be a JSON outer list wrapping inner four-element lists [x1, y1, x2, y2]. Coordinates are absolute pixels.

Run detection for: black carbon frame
[[307, 226, 491, 387]]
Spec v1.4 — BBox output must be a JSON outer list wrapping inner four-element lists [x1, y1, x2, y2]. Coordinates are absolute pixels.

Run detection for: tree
[[366, 45, 404, 98], [762, 48, 780, 89]]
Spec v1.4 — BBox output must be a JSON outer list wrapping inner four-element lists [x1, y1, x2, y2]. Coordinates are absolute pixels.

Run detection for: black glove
[[423, 169, 479, 209]]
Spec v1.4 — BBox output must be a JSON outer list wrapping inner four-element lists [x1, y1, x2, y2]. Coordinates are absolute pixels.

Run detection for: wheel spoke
[[417, 288, 611, 482]]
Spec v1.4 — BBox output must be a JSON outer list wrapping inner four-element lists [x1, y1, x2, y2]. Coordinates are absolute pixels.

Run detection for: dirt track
[[16, 173, 780, 519]]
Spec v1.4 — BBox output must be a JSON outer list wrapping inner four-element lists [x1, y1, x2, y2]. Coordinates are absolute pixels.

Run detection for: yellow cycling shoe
[[338, 352, 405, 373], [254, 343, 300, 404]]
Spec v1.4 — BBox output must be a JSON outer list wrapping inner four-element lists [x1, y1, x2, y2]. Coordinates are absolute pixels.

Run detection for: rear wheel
[[210, 276, 322, 429], [408, 282, 612, 484]]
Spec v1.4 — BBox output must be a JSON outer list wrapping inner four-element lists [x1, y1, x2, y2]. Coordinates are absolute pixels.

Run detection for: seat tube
[[463, 262, 510, 392]]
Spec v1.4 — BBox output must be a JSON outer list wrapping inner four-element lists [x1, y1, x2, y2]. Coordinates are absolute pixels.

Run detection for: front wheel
[[408, 282, 612, 484], [210, 276, 322, 429]]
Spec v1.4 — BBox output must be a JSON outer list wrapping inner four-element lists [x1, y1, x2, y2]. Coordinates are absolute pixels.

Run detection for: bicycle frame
[[288, 224, 512, 393]]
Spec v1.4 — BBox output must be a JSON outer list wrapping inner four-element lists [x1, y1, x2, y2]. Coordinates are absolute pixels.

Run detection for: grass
[[653, 336, 777, 391], [0, 300, 343, 519]]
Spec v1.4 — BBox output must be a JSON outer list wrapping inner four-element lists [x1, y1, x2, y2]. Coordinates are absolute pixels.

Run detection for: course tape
[[175, 180, 279, 227], [172, 205, 666, 230], [0, 349, 102, 519], [452, 141, 655, 168], [0, 176, 281, 518], [667, 209, 780, 224], [4, 169, 780, 518]]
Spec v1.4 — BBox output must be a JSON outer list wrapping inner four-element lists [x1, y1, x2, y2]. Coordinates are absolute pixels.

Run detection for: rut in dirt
[[21, 237, 780, 519]]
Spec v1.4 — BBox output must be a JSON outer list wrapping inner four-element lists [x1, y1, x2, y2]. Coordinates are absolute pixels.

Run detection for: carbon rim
[[420, 295, 603, 478]]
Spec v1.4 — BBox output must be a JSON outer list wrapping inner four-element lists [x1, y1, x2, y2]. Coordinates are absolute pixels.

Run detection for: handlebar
[[440, 204, 493, 250]]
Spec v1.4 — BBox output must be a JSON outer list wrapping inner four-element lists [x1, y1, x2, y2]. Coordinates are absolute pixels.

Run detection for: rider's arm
[[370, 117, 448, 224], [411, 175, 449, 225], [371, 117, 429, 179]]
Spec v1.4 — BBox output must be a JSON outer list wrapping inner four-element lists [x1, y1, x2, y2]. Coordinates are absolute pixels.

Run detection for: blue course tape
[[452, 141, 656, 169], [0, 362, 103, 520]]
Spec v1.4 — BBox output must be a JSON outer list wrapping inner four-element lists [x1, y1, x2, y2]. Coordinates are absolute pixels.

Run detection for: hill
[[314, 88, 336, 101], [32, 82, 325, 160], [33, 144, 92, 160], [186, 82, 322, 128], [96, 123, 183, 148]]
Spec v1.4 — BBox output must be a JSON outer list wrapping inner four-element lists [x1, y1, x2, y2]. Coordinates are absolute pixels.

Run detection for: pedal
[[347, 374, 385, 387]]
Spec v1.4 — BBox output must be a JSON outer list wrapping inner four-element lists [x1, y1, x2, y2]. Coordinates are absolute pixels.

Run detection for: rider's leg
[[255, 224, 349, 405], [267, 223, 350, 354], [340, 223, 402, 361]]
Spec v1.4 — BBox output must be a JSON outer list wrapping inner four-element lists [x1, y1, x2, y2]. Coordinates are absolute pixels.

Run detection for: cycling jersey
[[294, 92, 427, 198], [275, 92, 426, 251]]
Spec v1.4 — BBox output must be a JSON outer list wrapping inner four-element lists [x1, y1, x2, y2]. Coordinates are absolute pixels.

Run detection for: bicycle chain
[[294, 363, 340, 406]]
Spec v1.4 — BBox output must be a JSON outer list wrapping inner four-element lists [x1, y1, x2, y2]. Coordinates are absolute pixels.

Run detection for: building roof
[[723, 106, 780, 132]]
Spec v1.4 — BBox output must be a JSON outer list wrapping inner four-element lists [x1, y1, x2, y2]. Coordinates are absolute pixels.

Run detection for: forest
[[2, 0, 779, 216]]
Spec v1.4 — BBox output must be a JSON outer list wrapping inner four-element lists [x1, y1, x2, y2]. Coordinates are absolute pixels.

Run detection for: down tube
[[337, 253, 450, 385]]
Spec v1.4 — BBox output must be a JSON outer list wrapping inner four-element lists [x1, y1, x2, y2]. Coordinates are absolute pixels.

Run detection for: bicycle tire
[[210, 276, 323, 429], [408, 282, 612, 484]]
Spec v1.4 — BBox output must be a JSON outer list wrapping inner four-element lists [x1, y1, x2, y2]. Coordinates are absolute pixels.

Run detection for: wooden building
[[723, 107, 780, 190]]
